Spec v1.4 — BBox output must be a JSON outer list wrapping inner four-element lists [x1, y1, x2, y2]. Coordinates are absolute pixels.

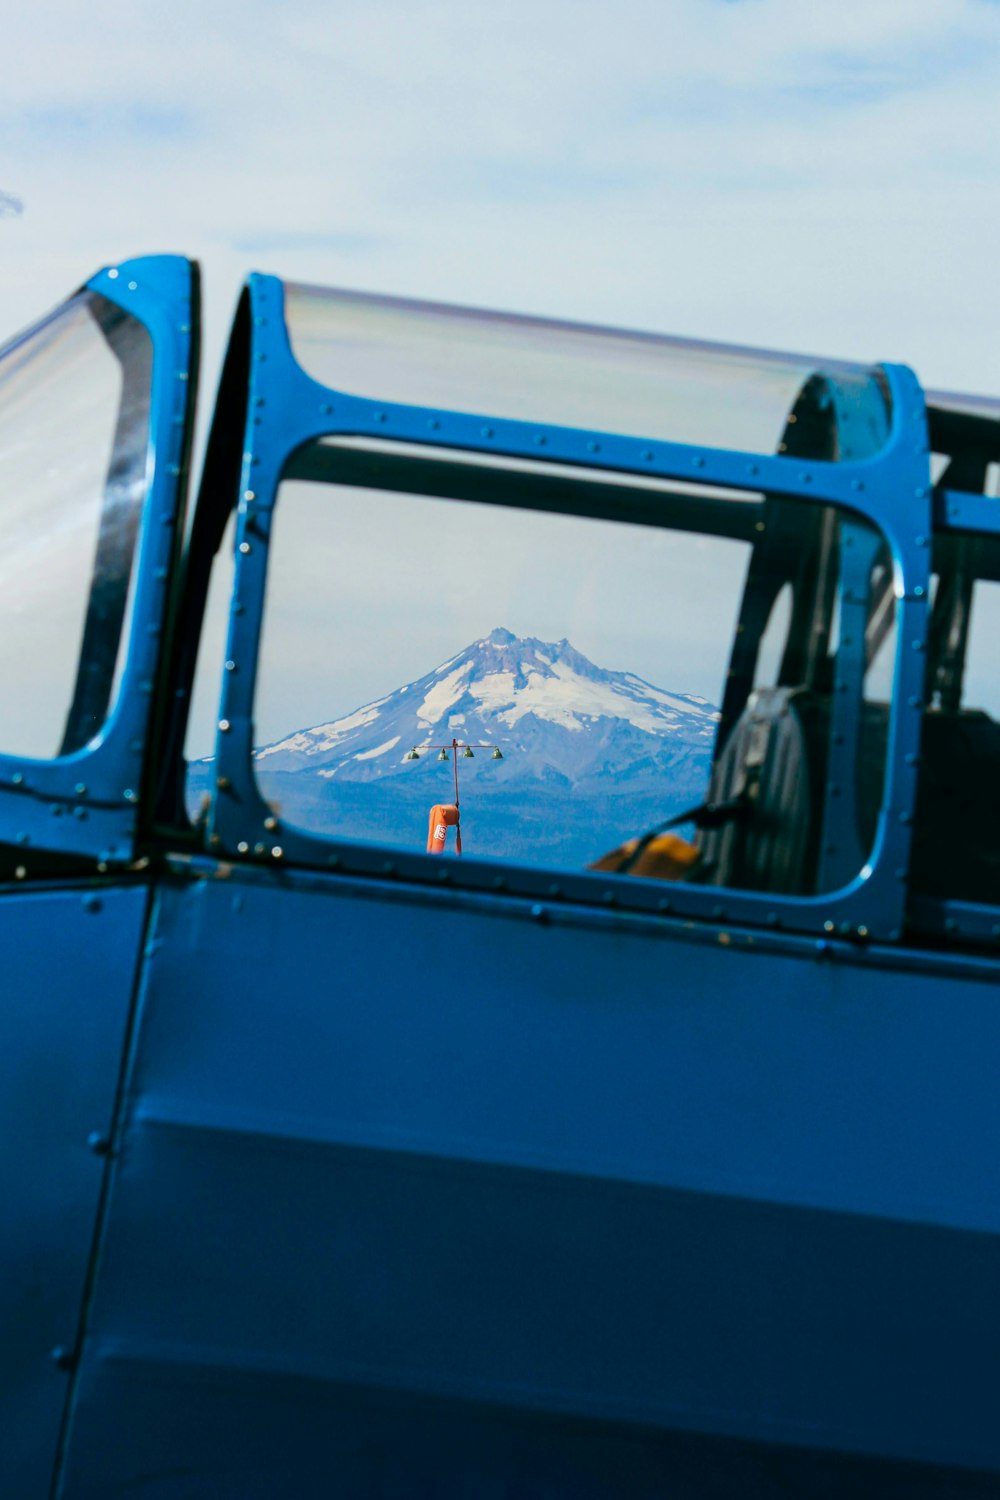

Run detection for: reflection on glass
[[0, 292, 152, 758], [285, 283, 891, 462]]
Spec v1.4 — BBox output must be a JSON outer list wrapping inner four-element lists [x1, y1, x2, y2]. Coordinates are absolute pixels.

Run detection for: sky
[[3, 0, 1000, 396], [3, 0, 1000, 756]]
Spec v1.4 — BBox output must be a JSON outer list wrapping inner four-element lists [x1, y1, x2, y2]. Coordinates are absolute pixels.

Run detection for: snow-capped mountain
[[245, 630, 720, 867], [255, 627, 719, 790]]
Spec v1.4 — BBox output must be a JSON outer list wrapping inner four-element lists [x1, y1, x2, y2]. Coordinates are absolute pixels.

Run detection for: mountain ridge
[[254, 627, 719, 792]]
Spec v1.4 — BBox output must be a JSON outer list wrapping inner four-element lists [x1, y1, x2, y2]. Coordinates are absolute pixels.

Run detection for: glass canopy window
[[0, 291, 152, 759], [284, 284, 891, 464]]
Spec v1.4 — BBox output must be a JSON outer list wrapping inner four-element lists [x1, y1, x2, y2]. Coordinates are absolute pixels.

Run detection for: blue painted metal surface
[[0, 255, 194, 866], [57, 867, 1000, 1494], [0, 882, 147, 1497]]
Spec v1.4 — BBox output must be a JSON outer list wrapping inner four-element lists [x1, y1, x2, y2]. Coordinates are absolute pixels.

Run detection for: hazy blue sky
[[3, 0, 1000, 395]]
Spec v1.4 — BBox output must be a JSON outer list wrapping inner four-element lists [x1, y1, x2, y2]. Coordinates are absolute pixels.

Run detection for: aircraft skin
[[3, 255, 1000, 1497]]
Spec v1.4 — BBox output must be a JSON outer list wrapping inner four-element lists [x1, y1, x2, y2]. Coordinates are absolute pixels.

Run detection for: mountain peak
[[254, 628, 720, 787]]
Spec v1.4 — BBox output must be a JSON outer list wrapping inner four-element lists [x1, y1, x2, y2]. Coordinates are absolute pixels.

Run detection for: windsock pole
[[406, 738, 504, 857]]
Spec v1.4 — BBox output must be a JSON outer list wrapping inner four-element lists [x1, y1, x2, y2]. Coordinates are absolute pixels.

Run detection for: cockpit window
[[284, 285, 892, 462], [187, 438, 895, 897], [912, 535, 1000, 909], [0, 291, 152, 759]]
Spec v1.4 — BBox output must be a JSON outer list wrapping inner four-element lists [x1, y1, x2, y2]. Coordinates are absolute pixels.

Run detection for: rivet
[[428, 419, 440, 431], [481, 426, 493, 438], [916, 534, 928, 547], [14, 866, 26, 880], [254, 842, 266, 856], [87, 1130, 110, 1155], [83, 894, 102, 913], [823, 920, 835, 933], [547, 883, 561, 898], [239, 542, 251, 555], [127, 280, 137, 291], [218, 719, 231, 732], [271, 846, 283, 859], [244, 490, 255, 501], [587, 442, 601, 454], [851, 479, 864, 492], [224, 660, 236, 672], [815, 939, 829, 957], [11, 773, 23, 786], [437, 868, 451, 884], [237, 841, 249, 854], [692, 455, 705, 468], [747, 464, 760, 476], [216, 776, 231, 791], [320, 403, 332, 415], [657, 898, 671, 912], [492, 876, 507, 891], [915, 486, 927, 498], [913, 585, 925, 598], [642, 449, 654, 461], [857, 925, 869, 939], [945, 918, 958, 934], [75, 783, 87, 796], [899, 811, 913, 825], [124, 788, 138, 803], [800, 472, 812, 484], [263, 816, 278, 832], [107, 268, 119, 279], [535, 434, 547, 446], [208, 834, 221, 847], [327, 855, 341, 870], [382, 860, 396, 876], [766, 912, 779, 927], [531, 903, 548, 922], [51, 1346, 75, 1372]]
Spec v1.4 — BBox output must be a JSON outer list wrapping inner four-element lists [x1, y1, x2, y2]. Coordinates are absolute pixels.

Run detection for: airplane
[[3, 253, 1000, 1497]]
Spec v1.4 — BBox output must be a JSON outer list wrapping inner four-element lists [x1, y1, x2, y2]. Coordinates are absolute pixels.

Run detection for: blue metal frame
[[0, 255, 194, 866], [206, 274, 933, 943]]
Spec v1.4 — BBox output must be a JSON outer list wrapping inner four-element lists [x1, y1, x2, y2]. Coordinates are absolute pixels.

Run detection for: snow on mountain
[[254, 627, 719, 791]]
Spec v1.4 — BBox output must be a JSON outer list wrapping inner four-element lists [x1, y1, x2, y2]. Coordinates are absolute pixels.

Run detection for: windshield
[[0, 290, 152, 758]]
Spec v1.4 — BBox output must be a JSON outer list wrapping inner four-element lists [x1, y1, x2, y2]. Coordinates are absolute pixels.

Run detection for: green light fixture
[[463, 746, 475, 759], [404, 747, 421, 761], [437, 747, 449, 762], [491, 746, 503, 760]]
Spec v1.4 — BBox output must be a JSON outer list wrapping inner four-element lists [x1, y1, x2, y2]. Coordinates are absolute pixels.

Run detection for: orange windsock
[[427, 803, 461, 855]]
